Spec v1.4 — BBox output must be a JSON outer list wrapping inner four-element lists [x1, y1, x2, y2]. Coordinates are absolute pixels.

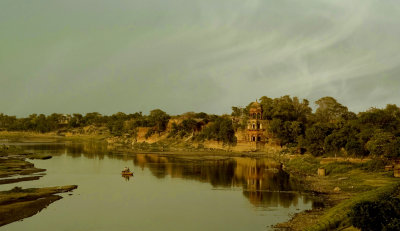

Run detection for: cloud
[[0, 0, 399, 116]]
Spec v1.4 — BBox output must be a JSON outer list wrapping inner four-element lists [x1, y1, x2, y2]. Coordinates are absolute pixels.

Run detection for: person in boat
[[123, 167, 130, 172]]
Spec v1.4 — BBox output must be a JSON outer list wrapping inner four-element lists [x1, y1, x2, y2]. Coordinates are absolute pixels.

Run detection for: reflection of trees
[[21, 142, 313, 209], [133, 154, 237, 186], [23, 141, 112, 160], [132, 154, 311, 208]]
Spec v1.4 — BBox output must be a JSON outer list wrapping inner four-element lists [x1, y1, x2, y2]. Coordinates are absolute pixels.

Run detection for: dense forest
[[1, 95, 399, 158], [233, 96, 400, 158]]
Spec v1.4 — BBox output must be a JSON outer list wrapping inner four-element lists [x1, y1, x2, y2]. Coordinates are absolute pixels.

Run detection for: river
[[0, 141, 316, 231]]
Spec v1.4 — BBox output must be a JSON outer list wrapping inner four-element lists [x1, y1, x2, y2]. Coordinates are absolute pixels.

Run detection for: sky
[[1, 0, 400, 117]]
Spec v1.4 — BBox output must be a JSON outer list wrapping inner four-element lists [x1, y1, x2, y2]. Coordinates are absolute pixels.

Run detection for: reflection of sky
[[1, 141, 312, 209], [1, 0, 400, 116], [0, 142, 313, 231]]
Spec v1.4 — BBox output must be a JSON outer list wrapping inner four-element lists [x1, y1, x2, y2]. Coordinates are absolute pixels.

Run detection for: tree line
[[232, 95, 400, 158], [0, 109, 237, 145], [1, 95, 399, 157]]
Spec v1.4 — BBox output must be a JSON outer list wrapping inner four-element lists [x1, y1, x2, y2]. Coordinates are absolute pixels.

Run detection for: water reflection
[[7, 141, 314, 209], [132, 154, 311, 208], [122, 174, 132, 181]]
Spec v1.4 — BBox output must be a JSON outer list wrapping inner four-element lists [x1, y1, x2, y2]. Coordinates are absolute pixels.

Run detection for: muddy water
[[0, 142, 315, 231]]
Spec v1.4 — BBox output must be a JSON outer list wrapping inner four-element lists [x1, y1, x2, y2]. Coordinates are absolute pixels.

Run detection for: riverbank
[[274, 155, 400, 230], [2, 132, 400, 230], [0, 131, 106, 143], [0, 131, 275, 157], [0, 185, 77, 226], [0, 144, 78, 226]]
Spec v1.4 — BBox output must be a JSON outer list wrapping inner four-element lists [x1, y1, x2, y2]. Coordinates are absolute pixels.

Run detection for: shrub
[[324, 162, 354, 175], [287, 156, 320, 175], [359, 159, 386, 172], [350, 196, 400, 231]]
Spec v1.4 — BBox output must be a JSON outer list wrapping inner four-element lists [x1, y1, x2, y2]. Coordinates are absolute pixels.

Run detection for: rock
[[317, 168, 326, 176], [333, 187, 341, 192]]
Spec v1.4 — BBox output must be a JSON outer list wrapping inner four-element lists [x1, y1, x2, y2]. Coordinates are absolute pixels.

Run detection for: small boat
[[121, 171, 133, 176]]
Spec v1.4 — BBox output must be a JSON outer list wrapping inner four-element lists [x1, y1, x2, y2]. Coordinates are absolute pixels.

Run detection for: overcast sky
[[1, 0, 400, 116]]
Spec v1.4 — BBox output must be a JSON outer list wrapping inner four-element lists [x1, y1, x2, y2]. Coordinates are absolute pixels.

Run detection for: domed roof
[[250, 101, 261, 108]]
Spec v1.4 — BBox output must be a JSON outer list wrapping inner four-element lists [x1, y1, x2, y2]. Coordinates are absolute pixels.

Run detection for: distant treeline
[[233, 96, 400, 158], [0, 109, 236, 145], [1, 95, 400, 157]]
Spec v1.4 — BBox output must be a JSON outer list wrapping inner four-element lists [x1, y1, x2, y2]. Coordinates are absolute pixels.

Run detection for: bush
[[305, 182, 400, 231], [350, 196, 400, 231], [324, 162, 354, 175], [287, 156, 320, 175], [145, 129, 155, 139], [359, 159, 386, 172]]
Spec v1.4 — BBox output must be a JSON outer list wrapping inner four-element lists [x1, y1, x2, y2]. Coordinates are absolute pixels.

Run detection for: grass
[[286, 155, 321, 175], [278, 154, 399, 230], [324, 161, 354, 175], [305, 181, 400, 231]]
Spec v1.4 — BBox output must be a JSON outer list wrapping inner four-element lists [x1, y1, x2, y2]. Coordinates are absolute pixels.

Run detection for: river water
[[0, 141, 315, 231]]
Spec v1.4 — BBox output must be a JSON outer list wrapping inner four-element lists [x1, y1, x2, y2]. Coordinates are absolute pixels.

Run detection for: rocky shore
[[0, 145, 77, 227]]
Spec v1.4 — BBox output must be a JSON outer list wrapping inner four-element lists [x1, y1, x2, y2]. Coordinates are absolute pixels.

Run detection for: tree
[[315, 97, 348, 123], [198, 116, 237, 145], [365, 130, 400, 158], [84, 112, 102, 126], [304, 123, 334, 156], [269, 119, 304, 146], [69, 114, 83, 128], [148, 109, 170, 134], [231, 107, 244, 117]]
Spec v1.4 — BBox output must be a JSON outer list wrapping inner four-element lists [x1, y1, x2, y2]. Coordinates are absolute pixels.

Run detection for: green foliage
[[148, 109, 170, 134], [1, 95, 400, 160], [358, 159, 387, 172], [366, 130, 400, 158], [259, 95, 311, 122], [197, 116, 237, 145], [324, 162, 354, 175], [169, 119, 201, 138], [286, 156, 320, 175], [231, 106, 245, 117], [303, 123, 334, 156], [269, 119, 304, 146], [305, 182, 400, 231], [315, 96, 348, 123], [350, 196, 400, 231]]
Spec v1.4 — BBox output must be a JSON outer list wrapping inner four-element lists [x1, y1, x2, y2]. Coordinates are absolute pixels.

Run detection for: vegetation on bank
[[305, 182, 400, 231], [1, 95, 400, 157], [232, 95, 400, 158], [0, 185, 77, 226]]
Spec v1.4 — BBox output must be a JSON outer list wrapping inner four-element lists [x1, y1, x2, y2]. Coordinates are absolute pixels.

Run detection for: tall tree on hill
[[315, 97, 348, 123], [149, 109, 170, 134]]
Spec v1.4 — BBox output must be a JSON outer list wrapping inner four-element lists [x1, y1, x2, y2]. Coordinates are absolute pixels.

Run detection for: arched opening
[[252, 136, 256, 142], [257, 123, 260, 129], [252, 123, 256, 129], [257, 136, 261, 142]]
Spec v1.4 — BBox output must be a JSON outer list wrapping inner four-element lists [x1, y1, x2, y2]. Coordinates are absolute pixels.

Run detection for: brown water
[[0, 141, 316, 231]]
